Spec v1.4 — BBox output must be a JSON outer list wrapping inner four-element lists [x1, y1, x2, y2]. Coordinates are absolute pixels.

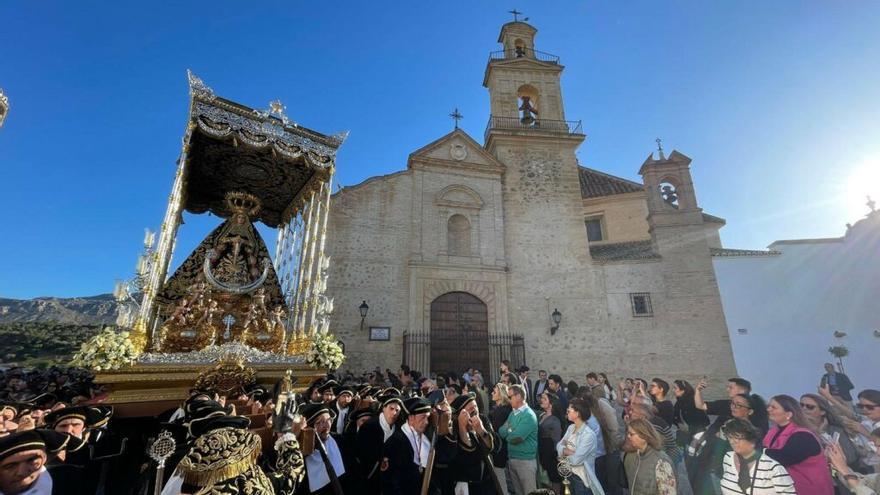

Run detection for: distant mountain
[[0, 294, 118, 325]]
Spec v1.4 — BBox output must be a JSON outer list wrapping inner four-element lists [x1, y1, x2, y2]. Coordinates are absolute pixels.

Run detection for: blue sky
[[2, 1, 879, 299]]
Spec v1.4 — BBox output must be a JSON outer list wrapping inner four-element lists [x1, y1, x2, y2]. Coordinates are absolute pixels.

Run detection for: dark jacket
[[355, 417, 389, 494], [488, 404, 512, 468], [821, 372, 855, 401], [381, 428, 423, 495]]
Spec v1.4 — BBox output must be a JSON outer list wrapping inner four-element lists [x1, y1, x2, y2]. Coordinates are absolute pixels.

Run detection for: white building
[[713, 205, 880, 397]]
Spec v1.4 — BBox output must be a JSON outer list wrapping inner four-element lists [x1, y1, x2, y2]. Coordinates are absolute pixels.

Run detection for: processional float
[[99, 72, 346, 413]]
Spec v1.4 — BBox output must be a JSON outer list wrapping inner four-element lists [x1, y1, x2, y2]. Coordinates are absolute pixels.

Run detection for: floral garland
[[305, 333, 345, 370], [70, 326, 137, 371]]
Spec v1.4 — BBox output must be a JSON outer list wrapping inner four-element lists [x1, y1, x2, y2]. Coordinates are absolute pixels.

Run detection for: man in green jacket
[[498, 384, 538, 495]]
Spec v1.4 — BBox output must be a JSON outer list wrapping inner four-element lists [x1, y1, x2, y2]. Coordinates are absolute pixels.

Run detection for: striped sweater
[[720, 451, 796, 495]]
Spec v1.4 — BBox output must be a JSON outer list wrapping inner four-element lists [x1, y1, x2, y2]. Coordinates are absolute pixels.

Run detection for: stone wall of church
[[583, 192, 651, 244], [490, 138, 609, 380], [325, 172, 413, 374], [597, 256, 738, 389]]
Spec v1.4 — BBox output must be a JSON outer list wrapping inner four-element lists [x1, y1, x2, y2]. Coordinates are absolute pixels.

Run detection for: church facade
[[326, 20, 739, 384]]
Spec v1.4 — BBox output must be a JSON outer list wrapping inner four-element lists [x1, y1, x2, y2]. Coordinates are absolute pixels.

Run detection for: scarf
[[736, 449, 760, 492], [379, 412, 395, 442]]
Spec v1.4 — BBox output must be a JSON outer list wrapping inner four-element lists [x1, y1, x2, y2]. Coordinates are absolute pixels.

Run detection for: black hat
[[350, 408, 375, 422], [0, 401, 32, 420], [450, 392, 476, 414], [44, 405, 113, 430], [335, 385, 354, 398], [245, 386, 271, 403], [299, 403, 335, 427], [403, 397, 431, 416], [357, 384, 371, 397], [318, 380, 339, 394], [188, 414, 251, 439], [0, 429, 85, 461], [378, 391, 403, 409], [185, 400, 238, 438]]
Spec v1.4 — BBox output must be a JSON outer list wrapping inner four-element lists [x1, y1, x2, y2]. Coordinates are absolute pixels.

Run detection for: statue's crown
[[225, 191, 261, 218]]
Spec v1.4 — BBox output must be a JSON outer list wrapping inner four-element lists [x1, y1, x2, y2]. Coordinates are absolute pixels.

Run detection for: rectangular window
[[630, 292, 653, 317], [585, 217, 604, 242]]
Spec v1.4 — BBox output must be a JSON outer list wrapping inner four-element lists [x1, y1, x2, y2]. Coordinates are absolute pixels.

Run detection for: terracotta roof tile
[[578, 167, 644, 198], [589, 240, 660, 262], [710, 248, 780, 257]]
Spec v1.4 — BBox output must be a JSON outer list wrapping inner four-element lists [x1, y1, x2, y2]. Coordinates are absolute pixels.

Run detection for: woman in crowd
[[623, 418, 677, 495], [719, 418, 795, 494], [800, 393, 861, 469], [687, 393, 759, 494], [538, 392, 564, 494], [826, 436, 880, 493], [763, 394, 834, 494], [556, 399, 604, 495], [489, 382, 512, 494], [821, 387, 880, 472], [599, 373, 615, 402], [672, 380, 709, 448]]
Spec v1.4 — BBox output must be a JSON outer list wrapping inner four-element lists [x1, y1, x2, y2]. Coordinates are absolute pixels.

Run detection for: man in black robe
[[355, 391, 403, 495], [296, 403, 347, 495], [381, 397, 432, 494], [449, 393, 499, 494]]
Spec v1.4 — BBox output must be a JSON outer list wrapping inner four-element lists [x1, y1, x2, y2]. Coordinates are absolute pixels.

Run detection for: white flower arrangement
[[305, 333, 345, 370], [70, 326, 137, 371]]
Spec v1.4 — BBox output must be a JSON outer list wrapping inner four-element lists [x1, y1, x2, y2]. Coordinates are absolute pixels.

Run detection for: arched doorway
[[430, 292, 489, 375]]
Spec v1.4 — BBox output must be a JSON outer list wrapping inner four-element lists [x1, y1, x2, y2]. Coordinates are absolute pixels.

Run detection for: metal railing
[[485, 115, 583, 139], [489, 48, 560, 64], [402, 330, 525, 383]]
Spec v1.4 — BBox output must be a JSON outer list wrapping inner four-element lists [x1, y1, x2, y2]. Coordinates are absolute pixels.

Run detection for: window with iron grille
[[630, 292, 653, 317]]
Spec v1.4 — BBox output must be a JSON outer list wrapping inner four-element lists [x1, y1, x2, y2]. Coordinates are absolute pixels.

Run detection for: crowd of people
[[0, 360, 877, 495]]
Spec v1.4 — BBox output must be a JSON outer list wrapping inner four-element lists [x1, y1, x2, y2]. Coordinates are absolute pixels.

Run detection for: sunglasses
[[857, 403, 878, 411], [799, 402, 818, 411]]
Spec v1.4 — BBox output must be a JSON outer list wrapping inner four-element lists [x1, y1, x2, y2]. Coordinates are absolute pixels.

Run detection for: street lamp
[[359, 301, 369, 331], [550, 308, 562, 335]]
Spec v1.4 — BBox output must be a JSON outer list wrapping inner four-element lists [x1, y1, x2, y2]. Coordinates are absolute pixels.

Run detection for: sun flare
[[843, 159, 880, 220]]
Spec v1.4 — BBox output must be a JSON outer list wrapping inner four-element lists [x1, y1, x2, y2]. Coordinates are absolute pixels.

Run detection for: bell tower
[[483, 21, 568, 125], [482, 18, 602, 377]]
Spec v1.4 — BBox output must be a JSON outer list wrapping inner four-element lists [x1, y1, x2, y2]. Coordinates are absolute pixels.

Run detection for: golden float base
[[95, 362, 325, 418]]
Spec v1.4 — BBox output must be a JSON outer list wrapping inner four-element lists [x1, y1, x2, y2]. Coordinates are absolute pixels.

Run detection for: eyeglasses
[[799, 402, 818, 411], [857, 403, 878, 411]]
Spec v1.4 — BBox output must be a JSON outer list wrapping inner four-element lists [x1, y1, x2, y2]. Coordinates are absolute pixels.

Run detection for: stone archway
[[430, 292, 489, 375]]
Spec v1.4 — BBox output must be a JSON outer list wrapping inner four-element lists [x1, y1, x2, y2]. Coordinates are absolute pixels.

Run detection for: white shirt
[[305, 435, 346, 493], [402, 423, 431, 469], [513, 403, 530, 415], [335, 406, 349, 435], [379, 412, 395, 442], [720, 451, 796, 495]]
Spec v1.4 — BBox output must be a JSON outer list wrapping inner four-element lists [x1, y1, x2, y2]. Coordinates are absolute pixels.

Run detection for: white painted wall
[[713, 213, 880, 398]]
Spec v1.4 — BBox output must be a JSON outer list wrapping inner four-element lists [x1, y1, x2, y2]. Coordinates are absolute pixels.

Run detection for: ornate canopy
[[184, 72, 345, 227], [124, 72, 345, 355]]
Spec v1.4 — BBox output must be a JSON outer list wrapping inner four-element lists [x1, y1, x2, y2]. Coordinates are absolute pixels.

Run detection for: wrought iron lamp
[[550, 308, 562, 335], [359, 301, 369, 331]]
